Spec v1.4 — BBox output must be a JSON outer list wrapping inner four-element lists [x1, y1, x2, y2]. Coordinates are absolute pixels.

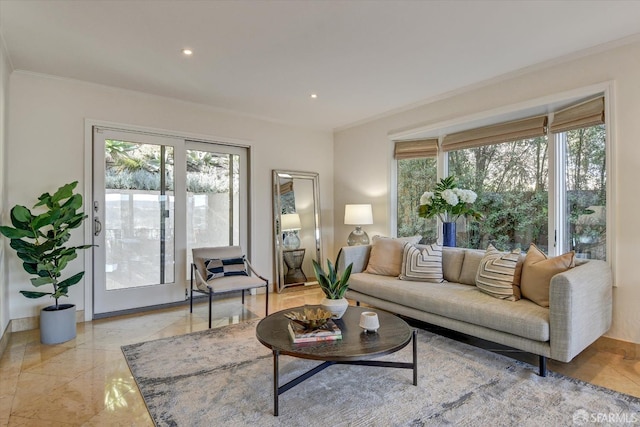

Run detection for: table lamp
[[344, 204, 373, 246], [281, 213, 302, 249]]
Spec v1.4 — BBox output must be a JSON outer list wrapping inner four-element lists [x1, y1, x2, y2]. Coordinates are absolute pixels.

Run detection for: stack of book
[[288, 319, 342, 343]]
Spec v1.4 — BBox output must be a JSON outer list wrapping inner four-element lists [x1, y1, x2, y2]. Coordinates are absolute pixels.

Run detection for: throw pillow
[[512, 255, 526, 300], [475, 244, 521, 300], [204, 256, 248, 281], [365, 235, 421, 277], [399, 242, 444, 283], [520, 243, 575, 308]]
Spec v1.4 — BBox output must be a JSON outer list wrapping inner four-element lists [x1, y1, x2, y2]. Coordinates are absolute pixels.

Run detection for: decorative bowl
[[284, 307, 333, 331]]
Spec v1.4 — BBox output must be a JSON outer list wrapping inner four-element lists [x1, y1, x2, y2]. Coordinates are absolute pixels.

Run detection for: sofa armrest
[[549, 259, 612, 362], [337, 245, 371, 274]]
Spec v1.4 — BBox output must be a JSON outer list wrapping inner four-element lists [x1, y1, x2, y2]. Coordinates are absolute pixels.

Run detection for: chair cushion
[[205, 275, 266, 293], [204, 256, 248, 281], [399, 243, 444, 283]]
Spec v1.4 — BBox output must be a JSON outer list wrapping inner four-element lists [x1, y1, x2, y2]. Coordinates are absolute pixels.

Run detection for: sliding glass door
[[185, 141, 248, 271], [93, 128, 247, 315]]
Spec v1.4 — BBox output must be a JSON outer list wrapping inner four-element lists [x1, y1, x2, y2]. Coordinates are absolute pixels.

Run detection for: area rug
[[122, 320, 640, 426]]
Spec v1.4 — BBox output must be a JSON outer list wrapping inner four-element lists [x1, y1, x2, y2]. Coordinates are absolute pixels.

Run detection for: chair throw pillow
[[520, 243, 575, 308], [365, 235, 421, 277], [204, 256, 248, 281], [475, 244, 521, 301], [399, 243, 444, 283]]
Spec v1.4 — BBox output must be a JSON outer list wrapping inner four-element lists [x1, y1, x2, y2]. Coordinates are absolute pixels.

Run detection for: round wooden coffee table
[[256, 305, 417, 416]]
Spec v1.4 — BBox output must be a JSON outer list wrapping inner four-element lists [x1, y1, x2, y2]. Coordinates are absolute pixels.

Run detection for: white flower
[[420, 191, 434, 205], [454, 188, 477, 204], [464, 190, 477, 204], [441, 189, 459, 206]]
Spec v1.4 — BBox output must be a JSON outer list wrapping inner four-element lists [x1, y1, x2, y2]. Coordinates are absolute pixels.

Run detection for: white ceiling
[[2, 1, 640, 131]]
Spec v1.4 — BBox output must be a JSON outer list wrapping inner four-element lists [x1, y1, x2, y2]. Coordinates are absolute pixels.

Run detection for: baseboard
[[592, 335, 640, 360], [10, 309, 85, 333], [0, 321, 11, 359]]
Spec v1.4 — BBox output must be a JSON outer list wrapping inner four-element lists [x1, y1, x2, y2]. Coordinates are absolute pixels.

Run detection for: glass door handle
[[94, 216, 102, 237]]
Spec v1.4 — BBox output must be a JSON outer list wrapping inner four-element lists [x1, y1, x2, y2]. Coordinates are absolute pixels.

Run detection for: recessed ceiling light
[[310, 93, 318, 99], [182, 48, 193, 56]]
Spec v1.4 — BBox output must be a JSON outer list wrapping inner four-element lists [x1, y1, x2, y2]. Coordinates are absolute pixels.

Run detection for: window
[[447, 136, 549, 251], [563, 124, 606, 259], [395, 139, 438, 243], [397, 157, 438, 242], [395, 96, 607, 260]]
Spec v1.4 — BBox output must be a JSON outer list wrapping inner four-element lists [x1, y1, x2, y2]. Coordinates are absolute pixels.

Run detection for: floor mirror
[[272, 170, 322, 293]]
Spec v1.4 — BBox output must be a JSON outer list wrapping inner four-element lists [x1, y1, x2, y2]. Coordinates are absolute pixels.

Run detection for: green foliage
[[0, 182, 93, 309], [312, 259, 353, 300], [397, 157, 437, 242], [397, 125, 606, 259], [418, 176, 482, 222]]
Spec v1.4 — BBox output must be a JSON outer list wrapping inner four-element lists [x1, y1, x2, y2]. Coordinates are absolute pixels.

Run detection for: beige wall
[[334, 40, 640, 344], [0, 31, 10, 335], [7, 72, 334, 320]]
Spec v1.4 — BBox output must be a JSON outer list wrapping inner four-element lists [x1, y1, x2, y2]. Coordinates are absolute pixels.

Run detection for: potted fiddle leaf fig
[[0, 181, 92, 344], [312, 259, 353, 319]]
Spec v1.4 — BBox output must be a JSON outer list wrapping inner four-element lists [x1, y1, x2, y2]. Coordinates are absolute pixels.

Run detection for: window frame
[[390, 83, 615, 278]]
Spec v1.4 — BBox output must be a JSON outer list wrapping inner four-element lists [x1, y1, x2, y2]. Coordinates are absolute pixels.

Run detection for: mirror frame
[[272, 170, 322, 293]]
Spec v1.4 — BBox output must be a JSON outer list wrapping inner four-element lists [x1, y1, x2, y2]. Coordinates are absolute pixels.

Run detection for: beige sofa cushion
[[458, 249, 484, 285], [365, 235, 421, 277], [348, 272, 549, 341], [442, 248, 465, 282]]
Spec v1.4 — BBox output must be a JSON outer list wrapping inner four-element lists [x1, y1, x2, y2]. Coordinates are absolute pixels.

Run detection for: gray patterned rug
[[122, 320, 639, 426]]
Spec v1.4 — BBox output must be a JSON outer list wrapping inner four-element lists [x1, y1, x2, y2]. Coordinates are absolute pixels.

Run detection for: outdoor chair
[[190, 246, 269, 328]]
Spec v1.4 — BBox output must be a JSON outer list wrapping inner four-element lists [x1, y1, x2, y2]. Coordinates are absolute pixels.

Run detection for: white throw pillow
[[475, 244, 520, 300], [399, 242, 444, 283]]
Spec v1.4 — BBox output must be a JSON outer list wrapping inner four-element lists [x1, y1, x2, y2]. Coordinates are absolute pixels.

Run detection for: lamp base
[[347, 226, 370, 246], [283, 232, 300, 250]]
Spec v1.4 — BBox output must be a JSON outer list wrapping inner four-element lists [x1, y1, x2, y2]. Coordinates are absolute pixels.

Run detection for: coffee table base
[[272, 329, 417, 416]]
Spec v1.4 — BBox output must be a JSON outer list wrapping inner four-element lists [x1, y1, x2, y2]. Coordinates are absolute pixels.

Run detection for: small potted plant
[[0, 181, 92, 344], [312, 259, 353, 319]]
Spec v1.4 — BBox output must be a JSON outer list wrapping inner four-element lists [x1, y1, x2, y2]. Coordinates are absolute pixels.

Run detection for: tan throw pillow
[[520, 243, 575, 307], [400, 243, 444, 283], [365, 235, 421, 277], [475, 244, 521, 301]]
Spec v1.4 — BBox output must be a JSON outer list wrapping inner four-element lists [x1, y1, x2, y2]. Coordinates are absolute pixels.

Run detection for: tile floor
[[1, 287, 638, 426]]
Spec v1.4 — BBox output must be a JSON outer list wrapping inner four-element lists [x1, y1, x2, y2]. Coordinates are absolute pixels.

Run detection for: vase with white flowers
[[418, 176, 482, 247]]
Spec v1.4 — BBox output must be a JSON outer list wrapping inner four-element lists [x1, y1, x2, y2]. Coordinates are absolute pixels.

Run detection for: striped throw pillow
[[399, 243, 444, 283], [475, 244, 521, 300], [205, 256, 248, 281]]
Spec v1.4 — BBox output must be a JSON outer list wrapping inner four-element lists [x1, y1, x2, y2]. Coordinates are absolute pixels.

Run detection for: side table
[[283, 248, 307, 284]]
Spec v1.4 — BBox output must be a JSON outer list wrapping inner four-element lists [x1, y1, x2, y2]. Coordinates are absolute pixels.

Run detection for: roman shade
[[394, 138, 438, 159], [549, 96, 605, 133], [442, 116, 547, 152]]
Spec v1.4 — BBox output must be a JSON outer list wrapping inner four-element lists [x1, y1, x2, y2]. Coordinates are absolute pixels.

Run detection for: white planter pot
[[40, 304, 76, 345], [321, 297, 349, 319]]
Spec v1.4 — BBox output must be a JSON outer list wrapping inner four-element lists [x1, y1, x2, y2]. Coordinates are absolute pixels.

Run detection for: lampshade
[[281, 213, 302, 231], [344, 204, 373, 225]]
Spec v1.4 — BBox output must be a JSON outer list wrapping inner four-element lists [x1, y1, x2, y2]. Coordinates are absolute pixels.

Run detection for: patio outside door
[[92, 127, 247, 315]]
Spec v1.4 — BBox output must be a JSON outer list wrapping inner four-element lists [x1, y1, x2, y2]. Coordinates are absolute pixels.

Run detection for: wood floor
[[1, 287, 638, 426]]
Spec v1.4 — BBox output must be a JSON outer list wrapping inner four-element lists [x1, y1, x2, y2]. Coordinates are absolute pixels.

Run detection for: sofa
[[338, 240, 613, 376]]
